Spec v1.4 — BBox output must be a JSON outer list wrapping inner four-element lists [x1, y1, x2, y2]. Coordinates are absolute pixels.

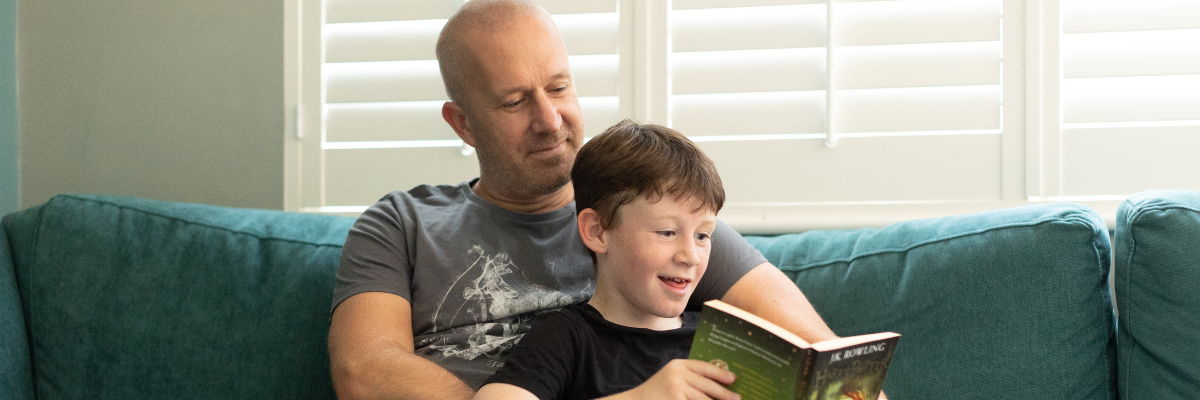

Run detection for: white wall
[[18, 0, 286, 210]]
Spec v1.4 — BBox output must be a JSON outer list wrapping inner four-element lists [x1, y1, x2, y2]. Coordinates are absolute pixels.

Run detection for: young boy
[[473, 120, 741, 400]]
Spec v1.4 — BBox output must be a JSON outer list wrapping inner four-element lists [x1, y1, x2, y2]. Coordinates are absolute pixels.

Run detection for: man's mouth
[[530, 141, 565, 156]]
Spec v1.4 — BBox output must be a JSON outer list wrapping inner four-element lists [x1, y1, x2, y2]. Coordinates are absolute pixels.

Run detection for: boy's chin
[[652, 301, 690, 319]]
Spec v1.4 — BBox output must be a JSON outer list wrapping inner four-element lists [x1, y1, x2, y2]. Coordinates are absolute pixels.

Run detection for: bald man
[[327, 1, 839, 399]]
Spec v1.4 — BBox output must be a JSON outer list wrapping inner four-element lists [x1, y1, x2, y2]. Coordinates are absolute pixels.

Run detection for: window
[[289, 0, 1200, 232]]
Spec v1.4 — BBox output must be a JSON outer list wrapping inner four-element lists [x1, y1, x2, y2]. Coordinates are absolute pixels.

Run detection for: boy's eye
[[657, 230, 676, 238], [696, 232, 711, 242]]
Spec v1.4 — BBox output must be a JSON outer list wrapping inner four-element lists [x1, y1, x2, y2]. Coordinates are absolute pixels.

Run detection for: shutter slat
[[579, 96, 621, 137], [326, 0, 461, 24], [1062, 29, 1200, 79], [838, 41, 1000, 89], [671, 5, 825, 53], [325, 20, 443, 63], [570, 55, 619, 97], [326, 147, 481, 205], [325, 55, 615, 103], [672, 92, 825, 137], [699, 134, 1003, 203], [326, 60, 447, 103], [1062, 75, 1200, 124], [836, 85, 1001, 133], [534, 0, 616, 15], [837, 0, 1001, 47], [672, 49, 825, 95], [327, 101, 454, 142], [1063, 0, 1200, 34], [674, 0, 822, 10]]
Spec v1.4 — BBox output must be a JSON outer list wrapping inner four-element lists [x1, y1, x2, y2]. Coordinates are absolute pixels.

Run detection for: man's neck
[[471, 179, 575, 214]]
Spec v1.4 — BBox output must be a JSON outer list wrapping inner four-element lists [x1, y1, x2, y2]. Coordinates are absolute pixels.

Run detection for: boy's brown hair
[[572, 119, 725, 230]]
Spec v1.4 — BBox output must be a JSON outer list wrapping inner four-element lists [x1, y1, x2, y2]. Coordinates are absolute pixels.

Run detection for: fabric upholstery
[[3, 194, 353, 399], [0, 217, 35, 399], [1115, 190, 1200, 400], [745, 203, 1116, 400]]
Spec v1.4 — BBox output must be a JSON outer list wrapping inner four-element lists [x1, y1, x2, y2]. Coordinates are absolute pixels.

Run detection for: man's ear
[[442, 101, 476, 147], [577, 208, 608, 255]]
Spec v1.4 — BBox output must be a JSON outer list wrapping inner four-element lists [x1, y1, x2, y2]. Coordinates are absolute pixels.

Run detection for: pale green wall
[[18, 0, 284, 210], [1, 0, 16, 215]]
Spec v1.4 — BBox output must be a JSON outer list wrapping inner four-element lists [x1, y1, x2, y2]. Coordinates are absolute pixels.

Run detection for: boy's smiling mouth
[[659, 276, 692, 293]]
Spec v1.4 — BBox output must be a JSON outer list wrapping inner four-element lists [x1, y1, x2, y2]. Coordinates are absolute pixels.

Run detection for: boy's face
[[595, 194, 718, 320]]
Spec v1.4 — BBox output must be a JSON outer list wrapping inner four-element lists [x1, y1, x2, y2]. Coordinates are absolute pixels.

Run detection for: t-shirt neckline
[[460, 178, 577, 223]]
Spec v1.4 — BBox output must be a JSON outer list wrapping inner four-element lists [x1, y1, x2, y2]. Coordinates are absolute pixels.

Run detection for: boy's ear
[[577, 208, 608, 254]]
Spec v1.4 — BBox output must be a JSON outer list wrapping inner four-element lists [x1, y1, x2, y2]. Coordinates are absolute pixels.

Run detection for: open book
[[689, 300, 900, 400]]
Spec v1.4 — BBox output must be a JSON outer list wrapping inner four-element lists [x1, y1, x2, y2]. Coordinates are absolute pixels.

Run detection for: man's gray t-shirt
[[331, 180, 767, 389]]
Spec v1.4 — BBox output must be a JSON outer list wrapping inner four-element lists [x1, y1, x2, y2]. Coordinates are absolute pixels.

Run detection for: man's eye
[[503, 99, 522, 108]]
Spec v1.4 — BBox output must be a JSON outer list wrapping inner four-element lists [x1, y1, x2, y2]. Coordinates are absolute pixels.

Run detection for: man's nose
[[529, 91, 563, 134]]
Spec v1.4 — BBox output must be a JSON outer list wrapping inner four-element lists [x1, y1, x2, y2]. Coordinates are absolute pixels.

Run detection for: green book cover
[[688, 300, 899, 400]]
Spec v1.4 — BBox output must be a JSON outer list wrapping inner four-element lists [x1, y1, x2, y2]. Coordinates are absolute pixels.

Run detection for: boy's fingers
[[686, 373, 741, 400], [684, 359, 737, 385]]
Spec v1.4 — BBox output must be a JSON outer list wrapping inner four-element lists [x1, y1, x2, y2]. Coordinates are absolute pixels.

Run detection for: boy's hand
[[606, 359, 740, 400]]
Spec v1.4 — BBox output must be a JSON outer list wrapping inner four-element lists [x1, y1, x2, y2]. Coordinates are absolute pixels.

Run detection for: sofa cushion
[[745, 203, 1116, 400], [1115, 190, 1200, 400], [3, 194, 354, 399], [0, 216, 35, 399]]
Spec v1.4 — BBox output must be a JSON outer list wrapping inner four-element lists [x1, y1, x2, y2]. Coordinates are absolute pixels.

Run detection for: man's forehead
[[463, 24, 572, 92]]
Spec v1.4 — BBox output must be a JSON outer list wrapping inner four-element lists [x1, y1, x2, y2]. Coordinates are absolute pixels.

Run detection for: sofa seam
[[776, 213, 1101, 271], [20, 204, 45, 399], [55, 194, 348, 249]]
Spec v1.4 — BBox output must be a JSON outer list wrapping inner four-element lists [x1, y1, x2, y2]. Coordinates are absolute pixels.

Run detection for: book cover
[[688, 300, 899, 400]]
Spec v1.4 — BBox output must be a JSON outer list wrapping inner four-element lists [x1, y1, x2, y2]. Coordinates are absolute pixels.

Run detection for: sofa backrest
[[1115, 190, 1200, 400], [1, 194, 355, 399], [745, 203, 1117, 400]]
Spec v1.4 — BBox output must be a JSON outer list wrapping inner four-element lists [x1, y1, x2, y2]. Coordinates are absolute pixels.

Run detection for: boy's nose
[[674, 241, 701, 267]]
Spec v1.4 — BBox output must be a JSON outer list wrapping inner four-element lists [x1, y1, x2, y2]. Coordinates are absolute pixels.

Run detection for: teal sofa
[[1114, 190, 1200, 400], [2, 193, 1124, 399]]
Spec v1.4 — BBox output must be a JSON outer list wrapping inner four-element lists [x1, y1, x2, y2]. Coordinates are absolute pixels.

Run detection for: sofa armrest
[[1115, 190, 1200, 400], [1, 209, 35, 400], [745, 203, 1116, 400]]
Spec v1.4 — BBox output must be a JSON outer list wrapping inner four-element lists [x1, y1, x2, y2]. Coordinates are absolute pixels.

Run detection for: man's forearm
[[722, 263, 839, 343], [332, 344, 474, 400]]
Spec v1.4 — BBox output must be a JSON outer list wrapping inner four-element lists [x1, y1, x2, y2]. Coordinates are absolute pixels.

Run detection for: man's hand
[[329, 292, 474, 400], [603, 359, 740, 400]]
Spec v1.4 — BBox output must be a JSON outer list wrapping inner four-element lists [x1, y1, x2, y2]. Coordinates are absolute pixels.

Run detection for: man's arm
[[721, 262, 840, 343], [725, 263, 890, 399], [329, 292, 474, 400]]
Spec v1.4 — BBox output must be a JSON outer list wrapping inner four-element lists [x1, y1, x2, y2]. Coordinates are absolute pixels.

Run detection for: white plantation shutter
[[1056, 0, 1200, 196], [290, 0, 1196, 230], [304, 0, 622, 210], [668, 0, 1011, 228]]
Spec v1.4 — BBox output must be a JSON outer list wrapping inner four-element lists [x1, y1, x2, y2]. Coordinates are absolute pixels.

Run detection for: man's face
[[598, 195, 717, 319], [458, 16, 584, 198]]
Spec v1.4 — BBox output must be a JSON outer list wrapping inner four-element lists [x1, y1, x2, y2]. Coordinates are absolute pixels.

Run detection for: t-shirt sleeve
[[330, 195, 414, 313], [689, 219, 768, 310], [484, 312, 579, 400]]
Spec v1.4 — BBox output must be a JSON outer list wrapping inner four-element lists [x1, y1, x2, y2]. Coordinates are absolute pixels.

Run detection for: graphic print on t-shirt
[[426, 245, 586, 363]]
